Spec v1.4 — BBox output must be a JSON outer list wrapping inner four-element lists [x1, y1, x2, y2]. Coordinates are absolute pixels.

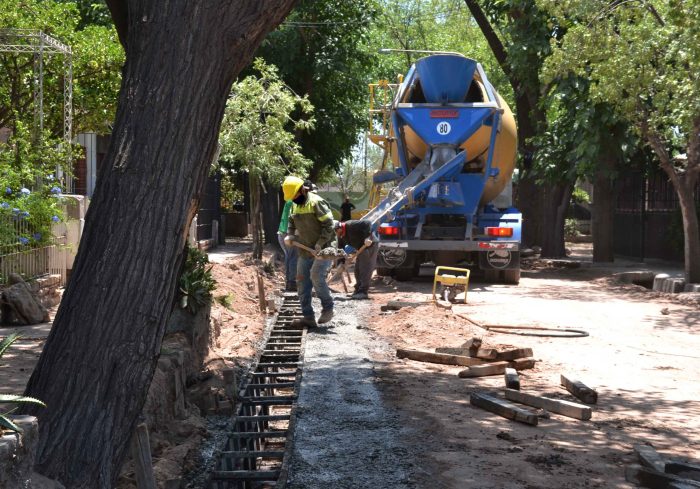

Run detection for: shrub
[[564, 218, 580, 240], [178, 246, 216, 314]]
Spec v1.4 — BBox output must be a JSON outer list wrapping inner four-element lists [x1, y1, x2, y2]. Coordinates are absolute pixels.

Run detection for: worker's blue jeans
[[296, 255, 333, 318], [277, 233, 298, 288]]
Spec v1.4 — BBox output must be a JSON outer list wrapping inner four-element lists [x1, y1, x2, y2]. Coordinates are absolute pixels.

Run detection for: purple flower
[[5, 187, 11, 195], [50, 186, 62, 195], [0, 202, 9, 209], [18, 237, 29, 245], [11, 207, 19, 215], [33, 233, 42, 241], [19, 210, 29, 218], [20, 187, 30, 196], [51, 215, 60, 222]]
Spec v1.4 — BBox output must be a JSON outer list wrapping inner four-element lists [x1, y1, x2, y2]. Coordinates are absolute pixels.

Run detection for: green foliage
[[254, 0, 379, 176], [0, 0, 124, 136], [219, 58, 314, 183], [539, 0, 699, 163], [215, 293, 235, 310], [0, 123, 74, 250], [571, 187, 590, 204], [0, 334, 46, 433], [178, 246, 216, 315], [564, 218, 580, 239]]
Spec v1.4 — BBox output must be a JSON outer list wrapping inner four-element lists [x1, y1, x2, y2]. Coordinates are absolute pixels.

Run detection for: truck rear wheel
[[503, 268, 520, 285], [376, 267, 392, 277], [484, 269, 499, 283], [394, 268, 415, 281]]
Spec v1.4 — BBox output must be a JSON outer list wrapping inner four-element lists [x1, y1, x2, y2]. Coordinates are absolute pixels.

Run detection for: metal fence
[[0, 216, 67, 286]]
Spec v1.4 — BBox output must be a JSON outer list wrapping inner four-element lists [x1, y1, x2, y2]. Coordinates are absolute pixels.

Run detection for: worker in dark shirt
[[339, 195, 355, 222], [334, 219, 378, 300]]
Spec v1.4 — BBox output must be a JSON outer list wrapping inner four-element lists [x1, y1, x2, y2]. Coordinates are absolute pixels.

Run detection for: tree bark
[[592, 150, 617, 262], [22, 1, 298, 487], [250, 178, 263, 260], [539, 181, 573, 258], [261, 178, 281, 247]]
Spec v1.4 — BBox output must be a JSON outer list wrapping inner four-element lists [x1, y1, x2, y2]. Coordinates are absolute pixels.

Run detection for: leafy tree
[[219, 59, 314, 259], [539, 0, 700, 282], [20, 1, 298, 486], [254, 0, 379, 182]]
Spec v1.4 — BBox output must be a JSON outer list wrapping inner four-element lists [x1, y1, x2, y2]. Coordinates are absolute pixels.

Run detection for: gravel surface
[[287, 296, 420, 488]]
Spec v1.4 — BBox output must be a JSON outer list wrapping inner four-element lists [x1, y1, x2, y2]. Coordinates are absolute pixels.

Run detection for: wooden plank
[[560, 374, 598, 404], [504, 389, 592, 420], [458, 358, 535, 378], [396, 348, 487, 366], [130, 423, 157, 489], [469, 392, 538, 426], [504, 367, 520, 390], [625, 464, 700, 488], [458, 361, 509, 378], [460, 337, 482, 356], [435, 347, 497, 359], [666, 462, 700, 482], [511, 357, 536, 370], [496, 348, 533, 361], [635, 444, 667, 472]]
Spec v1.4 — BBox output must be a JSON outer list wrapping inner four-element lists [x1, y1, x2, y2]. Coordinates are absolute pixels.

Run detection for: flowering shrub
[[0, 124, 75, 250]]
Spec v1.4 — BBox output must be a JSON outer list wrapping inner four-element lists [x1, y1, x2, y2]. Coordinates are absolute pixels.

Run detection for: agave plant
[[0, 333, 46, 433]]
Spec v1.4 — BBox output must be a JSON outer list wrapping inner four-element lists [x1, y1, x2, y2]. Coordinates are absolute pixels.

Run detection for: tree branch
[[463, 0, 511, 78]]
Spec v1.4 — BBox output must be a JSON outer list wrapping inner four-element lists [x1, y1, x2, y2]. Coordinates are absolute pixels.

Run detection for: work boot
[[317, 308, 334, 324], [291, 316, 317, 328], [350, 292, 369, 300], [285, 282, 297, 292]]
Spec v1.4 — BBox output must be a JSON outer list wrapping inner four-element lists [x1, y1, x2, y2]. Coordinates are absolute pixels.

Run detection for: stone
[[684, 283, 700, 293], [616, 271, 655, 288], [1, 281, 50, 325], [0, 415, 39, 488], [653, 274, 670, 291]]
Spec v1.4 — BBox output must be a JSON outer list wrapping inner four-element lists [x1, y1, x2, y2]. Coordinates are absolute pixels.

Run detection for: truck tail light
[[379, 225, 400, 236], [485, 227, 513, 238]]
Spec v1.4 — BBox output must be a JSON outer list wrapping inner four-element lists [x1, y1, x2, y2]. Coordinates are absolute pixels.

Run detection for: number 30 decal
[[436, 121, 451, 135]]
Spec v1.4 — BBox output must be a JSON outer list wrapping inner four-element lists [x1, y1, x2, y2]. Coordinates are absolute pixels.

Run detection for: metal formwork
[[209, 293, 306, 489]]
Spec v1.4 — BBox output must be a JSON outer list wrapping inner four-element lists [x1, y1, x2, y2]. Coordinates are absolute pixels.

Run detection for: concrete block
[[617, 271, 655, 287], [667, 278, 686, 293], [684, 283, 700, 293], [653, 274, 670, 291]]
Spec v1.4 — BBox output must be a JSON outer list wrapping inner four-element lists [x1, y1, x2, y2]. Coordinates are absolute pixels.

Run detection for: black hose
[[484, 325, 589, 338]]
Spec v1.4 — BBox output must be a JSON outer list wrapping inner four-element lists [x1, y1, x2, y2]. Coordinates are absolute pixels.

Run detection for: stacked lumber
[[626, 445, 700, 488]]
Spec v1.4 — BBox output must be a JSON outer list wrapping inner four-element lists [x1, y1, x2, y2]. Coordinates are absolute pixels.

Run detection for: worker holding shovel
[[282, 176, 337, 327], [334, 220, 378, 300]]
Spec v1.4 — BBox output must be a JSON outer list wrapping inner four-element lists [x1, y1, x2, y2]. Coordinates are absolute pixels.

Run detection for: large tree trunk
[[592, 151, 617, 262], [22, 2, 298, 487], [250, 179, 263, 260], [539, 181, 573, 258], [678, 179, 700, 283], [261, 178, 281, 247]]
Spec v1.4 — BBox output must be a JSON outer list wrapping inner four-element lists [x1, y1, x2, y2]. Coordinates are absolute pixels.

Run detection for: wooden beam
[[504, 367, 520, 390], [435, 347, 498, 360], [130, 423, 157, 489], [634, 444, 667, 472], [396, 348, 487, 366], [560, 374, 598, 404], [458, 361, 509, 378], [469, 392, 538, 426], [458, 358, 536, 378], [496, 348, 533, 361], [504, 389, 592, 420], [666, 462, 700, 482], [625, 464, 700, 488]]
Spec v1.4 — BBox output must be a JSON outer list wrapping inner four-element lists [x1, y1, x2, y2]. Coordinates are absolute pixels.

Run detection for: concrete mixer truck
[[361, 53, 521, 284]]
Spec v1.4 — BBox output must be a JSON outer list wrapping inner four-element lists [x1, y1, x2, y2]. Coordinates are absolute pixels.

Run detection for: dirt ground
[[363, 247, 700, 488], [2, 241, 699, 488]]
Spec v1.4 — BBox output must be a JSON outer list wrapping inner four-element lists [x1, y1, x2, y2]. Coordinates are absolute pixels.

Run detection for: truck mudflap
[[479, 249, 520, 270]]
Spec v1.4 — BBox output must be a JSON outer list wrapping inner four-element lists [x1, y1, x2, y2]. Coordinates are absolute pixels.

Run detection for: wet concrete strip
[[287, 296, 418, 488]]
